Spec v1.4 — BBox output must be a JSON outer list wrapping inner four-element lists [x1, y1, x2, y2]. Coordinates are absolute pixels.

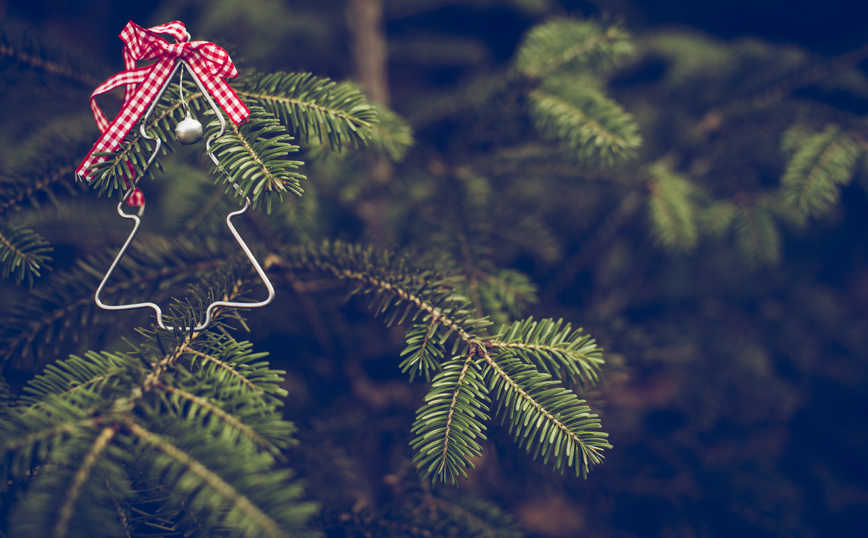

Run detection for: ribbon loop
[[76, 21, 249, 182]]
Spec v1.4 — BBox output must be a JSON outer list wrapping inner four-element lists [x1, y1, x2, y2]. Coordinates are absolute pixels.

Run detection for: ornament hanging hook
[[94, 59, 274, 332]]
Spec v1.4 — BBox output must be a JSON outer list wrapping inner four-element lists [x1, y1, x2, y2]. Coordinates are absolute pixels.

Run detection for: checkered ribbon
[[76, 20, 249, 183]]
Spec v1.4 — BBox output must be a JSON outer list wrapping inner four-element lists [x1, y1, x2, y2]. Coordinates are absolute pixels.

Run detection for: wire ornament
[[94, 59, 275, 331]]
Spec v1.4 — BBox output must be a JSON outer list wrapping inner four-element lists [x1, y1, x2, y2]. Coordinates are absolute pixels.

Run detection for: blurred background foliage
[[2, 0, 868, 537]]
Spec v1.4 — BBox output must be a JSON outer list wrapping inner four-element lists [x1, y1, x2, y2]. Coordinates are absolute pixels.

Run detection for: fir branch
[[734, 201, 781, 266], [0, 22, 104, 87], [181, 333, 289, 401], [410, 355, 491, 485], [1, 417, 99, 456], [83, 89, 193, 199], [4, 425, 131, 538], [368, 105, 415, 162], [490, 318, 604, 387], [515, 17, 633, 79], [3, 309, 315, 537], [701, 200, 739, 237], [52, 426, 117, 538], [528, 80, 641, 164], [205, 106, 306, 213], [19, 351, 132, 408], [0, 224, 52, 286], [184, 347, 268, 395], [275, 241, 490, 349], [125, 420, 310, 538], [481, 350, 610, 478], [0, 163, 81, 217], [234, 72, 378, 150], [360, 494, 523, 538], [781, 125, 861, 216], [647, 163, 702, 251], [0, 240, 244, 368], [410, 496, 524, 538], [153, 381, 276, 452], [86, 137, 170, 199], [399, 317, 446, 382], [471, 268, 539, 328]]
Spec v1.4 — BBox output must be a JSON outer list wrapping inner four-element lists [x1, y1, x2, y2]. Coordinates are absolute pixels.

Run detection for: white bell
[[175, 110, 203, 145]]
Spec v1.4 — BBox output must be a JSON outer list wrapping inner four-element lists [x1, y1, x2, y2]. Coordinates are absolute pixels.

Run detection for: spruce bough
[[0, 15, 635, 538]]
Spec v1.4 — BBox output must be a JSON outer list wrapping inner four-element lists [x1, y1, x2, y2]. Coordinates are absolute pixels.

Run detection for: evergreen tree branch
[[0, 164, 80, 216], [234, 72, 378, 149], [399, 316, 445, 382], [52, 425, 117, 538], [515, 18, 634, 79], [0, 241, 243, 368], [490, 318, 604, 387], [275, 242, 489, 347], [1, 418, 98, 456], [181, 333, 289, 401], [205, 106, 306, 213], [124, 420, 296, 538], [480, 350, 609, 477], [18, 351, 131, 408], [153, 381, 276, 452], [84, 86, 198, 198], [410, 354, 491, 485], [781, 125, 861, 216], [735, 200, 781, 266], [647, 163, 702, 251], [0, 24, 103, 87], [183, 347, 267, 395], [470, 268, 538, 328], [528, 82, 641, 164], [1, 309, 316, 537], [0, 224, 52, 286]]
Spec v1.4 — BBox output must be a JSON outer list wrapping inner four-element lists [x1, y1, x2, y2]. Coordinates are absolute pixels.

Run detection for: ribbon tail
[[76, 58, 177, 181]]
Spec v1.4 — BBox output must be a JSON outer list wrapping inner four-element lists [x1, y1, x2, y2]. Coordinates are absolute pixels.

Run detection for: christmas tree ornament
[[175, 110, 204, 144], [174, 68, 204, 144], [77, 21, 274, 331]]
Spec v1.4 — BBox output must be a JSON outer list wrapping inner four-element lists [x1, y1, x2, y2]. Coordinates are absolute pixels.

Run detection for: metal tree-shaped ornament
[[76, 21, 274, 331]]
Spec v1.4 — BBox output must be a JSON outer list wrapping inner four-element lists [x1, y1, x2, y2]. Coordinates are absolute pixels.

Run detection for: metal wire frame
[[94, 59, 275, 331]]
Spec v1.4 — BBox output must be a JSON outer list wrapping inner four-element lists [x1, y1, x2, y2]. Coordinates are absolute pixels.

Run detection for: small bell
[[175, 110, 203, 145]]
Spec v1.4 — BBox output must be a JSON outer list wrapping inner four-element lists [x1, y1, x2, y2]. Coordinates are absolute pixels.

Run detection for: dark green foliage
[[781, 125, 862, 215], [0, 238, 251, 369], [529, 79, 641, 164], [273, 241, 610, 484], [647, 163, 702, 251], [234, 72, 378, 150], [514, 18, 634, 80], [206, 106, 306, 213], [733, 199, 783, 266], [411, 355, 491, 485], [492, 317, 604, 387], [516, 18, 642, 166], [484, 353, 609, 478], [0, 312, 317, 538], [4, 3, 865, 538], [0, 224, 52, 286], [400, 319, 450, 382], [367, 106, 415, 162], [0, 20, 104, 87]]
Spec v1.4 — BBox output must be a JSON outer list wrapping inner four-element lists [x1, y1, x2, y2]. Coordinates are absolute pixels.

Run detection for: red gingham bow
[[76, 21, 249, 183]]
